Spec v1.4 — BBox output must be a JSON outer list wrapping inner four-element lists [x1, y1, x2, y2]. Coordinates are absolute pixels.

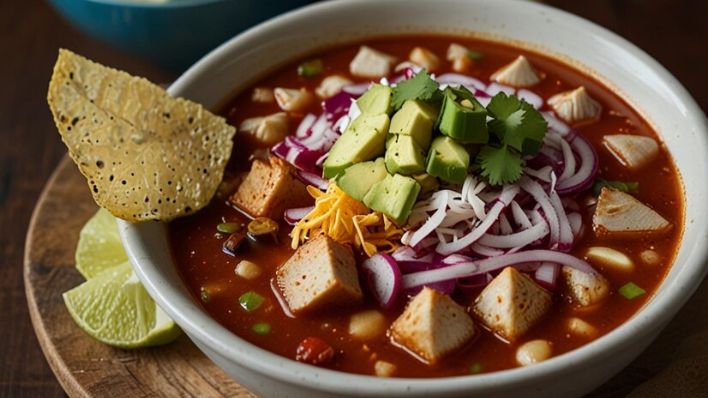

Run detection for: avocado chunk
[[385, 135, 426, 175], [437, 86, 488, 144], [356, 84, 393, 115], [323, 113, 390, 178], [426, 136, 470, 184], [413, 173, 439, 195], [389, 100, 439, 149], [336, 158, 388, 201], [363, 174, 421, 224]]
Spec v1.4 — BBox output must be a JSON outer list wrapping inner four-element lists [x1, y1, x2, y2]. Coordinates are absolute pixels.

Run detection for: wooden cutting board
[[24, 156, 253, 398], [23, 156, 708, 397]]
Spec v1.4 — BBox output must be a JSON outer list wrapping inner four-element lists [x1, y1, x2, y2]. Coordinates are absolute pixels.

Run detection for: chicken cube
[[316, 75, 353, 98], [390, 287, 475, 364], [446, 43, 473, 73], [251, 87, 275, 103], [409, 47, 441, 72], [603, 134, 659, 170], [593, 188, 671, 236], [562, 266, 610, 307], [274, 87, 315, 113], [230, 157, 312, 219], [349, 46, 396, 79], [473, 267, 552, 341], [238, 112, 289, 145], [276, 236, 362, 314]]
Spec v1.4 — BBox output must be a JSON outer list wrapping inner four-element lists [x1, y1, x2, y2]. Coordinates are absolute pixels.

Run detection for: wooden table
[[2, 0, 706, 396]]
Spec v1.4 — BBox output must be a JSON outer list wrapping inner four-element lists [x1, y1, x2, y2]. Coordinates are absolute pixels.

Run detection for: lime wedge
[[63, 261, 180, 348], [75, 208, 128, 279]]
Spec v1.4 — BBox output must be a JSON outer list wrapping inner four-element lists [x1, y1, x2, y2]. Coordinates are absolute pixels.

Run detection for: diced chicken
[[603, 134, 659, 170], [515, 339, 552, 366], [585, 246, 634, 272], [562, 266, 610, 306], [547, 86, 601, 124], [316, 75, 353, 98], [349, 46, 396, 79], [238, 112, 289, 145], [409, 47, 441, 72], [490, 55, 541, 87], [349, 310, 387, 340], [593, 188, 671, 236], [274, 87, 315, 112], [566, 317, 598, 338], [251, 87, 274, 103], [276, 236, 362, 314], [446, 43, 473, 72], [374, 360, 397, 377], [390, 287, 475, 364], [230, 157, 312, 219], [234, 260, 262, 280], [473, 267, 551, 341]]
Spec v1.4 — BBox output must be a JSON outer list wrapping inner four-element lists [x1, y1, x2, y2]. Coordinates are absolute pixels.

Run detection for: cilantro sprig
[[391, 70, 441, 111], [476, 92, 548, 185]]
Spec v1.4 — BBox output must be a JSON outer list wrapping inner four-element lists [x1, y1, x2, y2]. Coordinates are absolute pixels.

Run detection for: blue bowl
[[47, 0, 316, 70]]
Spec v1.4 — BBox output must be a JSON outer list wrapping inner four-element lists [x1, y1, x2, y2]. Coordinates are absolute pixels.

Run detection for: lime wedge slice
[[63, 261, 180, 348], [75, 208, 129, 279]]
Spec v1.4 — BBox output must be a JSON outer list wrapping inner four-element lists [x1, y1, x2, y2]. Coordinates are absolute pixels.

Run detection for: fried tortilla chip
[[47, 49, 236, 222]]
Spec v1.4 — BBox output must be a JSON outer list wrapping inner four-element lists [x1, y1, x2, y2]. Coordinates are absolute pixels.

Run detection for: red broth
[[169, 35, 683, 377]]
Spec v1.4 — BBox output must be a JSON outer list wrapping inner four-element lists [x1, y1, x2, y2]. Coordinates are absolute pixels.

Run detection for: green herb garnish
[[216, 222, 241, 234], [618, 282, 646, 300], [592, 179, 639, 196], [467, 50, 484, 61], [297, 59, 324, 77], [469, 362, 483, 374], [391, 70, 441, 111], [475, 92, 547, 185], [238, 291, 265, 312], [252, 322, 272, 335]]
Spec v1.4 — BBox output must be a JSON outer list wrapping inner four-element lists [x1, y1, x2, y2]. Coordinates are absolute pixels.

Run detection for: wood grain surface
[[24, 157, 253, 398], [2, 0, 707, 397]]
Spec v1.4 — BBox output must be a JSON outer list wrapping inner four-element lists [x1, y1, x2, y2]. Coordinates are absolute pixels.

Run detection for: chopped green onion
[[592, 179, 639, 196], [216, 222, 241, 234], [298, 59, 324, 77], [469, 362, 483, 374], [467, 50, 484, 61], [619, 282, 646, 300], [252, 322, 272, 335], [239, 291, 265, 311]]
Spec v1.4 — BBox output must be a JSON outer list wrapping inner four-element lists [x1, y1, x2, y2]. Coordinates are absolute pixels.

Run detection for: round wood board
[[24, 156, 254, 398], [23, 156, 708, 398]]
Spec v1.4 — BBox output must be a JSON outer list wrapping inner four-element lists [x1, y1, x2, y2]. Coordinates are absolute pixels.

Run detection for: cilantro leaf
[[486, 92, 547, 155], [477, 145, 523, 186], [592, 179, 639, 196], [391, 70, 441, 111]]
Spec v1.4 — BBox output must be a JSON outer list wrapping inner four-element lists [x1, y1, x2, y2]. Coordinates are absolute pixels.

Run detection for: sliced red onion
[[524, 166, 554, 183], [558, 136, 577, 182], [478, 220, 549, 249], [436, 185, 519, 255], [295, 170, 329, 190], [342, 82, 371, 96], [392, 246, 434, 273], [567, 212, 583, 239], [457, 273, 493, 291], [402, 262, 476, 290], [361, 253, 402, 309], [517, 89, 543, 109], [542, 111, 571, 136], [295, 113, 317, 138], [486, 82, 515, 96], [511, 200, 532, 229], [283, 206, 315, 226], [555, 133, 599, 195], [408, 191, 449, 247], [322, 91, 355, 122], [534, 262, 560, 290], [435, 73, 486, 91], [548, 189, 574, 251], [519, 177, 560, 247], [471, 243, 505, 257]]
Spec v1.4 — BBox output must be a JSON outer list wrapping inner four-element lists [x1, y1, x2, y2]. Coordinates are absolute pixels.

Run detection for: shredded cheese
[[291, 184, 403, 256]]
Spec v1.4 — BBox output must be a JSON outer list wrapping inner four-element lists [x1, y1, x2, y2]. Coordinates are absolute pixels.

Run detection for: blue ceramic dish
[[47, 0, 315, 70]]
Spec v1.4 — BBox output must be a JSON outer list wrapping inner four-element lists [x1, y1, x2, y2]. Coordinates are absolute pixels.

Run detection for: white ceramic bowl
[[120, 0, 708, 396]]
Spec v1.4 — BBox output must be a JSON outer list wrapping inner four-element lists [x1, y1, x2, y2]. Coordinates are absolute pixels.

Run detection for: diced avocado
[[413, 173, 439, 195], [336, 158, 388, 201], [385, 135, 426, 175], [437, 87, 488, 144], [426, 136, 470, 184], [323, 113, 390, 178], [389, 100, 439, 149], [363, 174, 421, 224], [356, 84, 393, 115]]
